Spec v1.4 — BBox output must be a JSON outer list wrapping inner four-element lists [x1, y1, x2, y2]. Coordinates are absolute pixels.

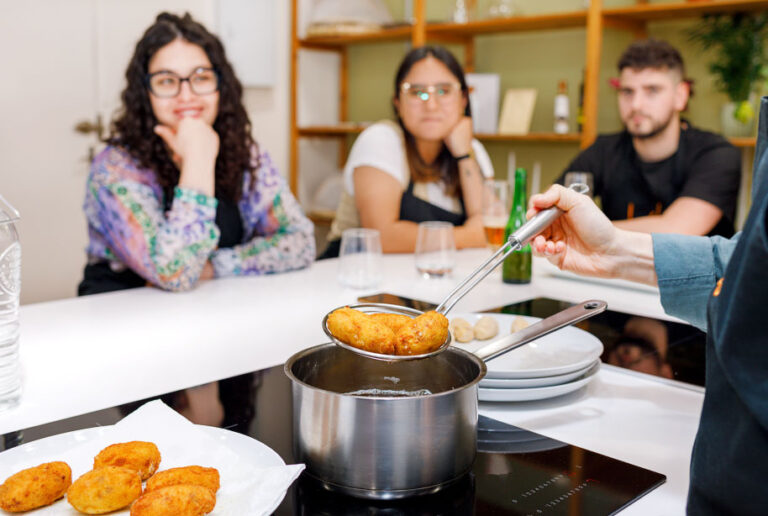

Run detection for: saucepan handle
[[473, 300, 607, 362]]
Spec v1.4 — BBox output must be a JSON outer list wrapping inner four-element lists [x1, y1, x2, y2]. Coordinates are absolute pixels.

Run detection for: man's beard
[[624, 111, 675, 140]]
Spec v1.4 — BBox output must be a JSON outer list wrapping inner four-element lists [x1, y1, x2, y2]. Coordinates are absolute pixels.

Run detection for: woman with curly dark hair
[[78, 12, 314, 294]]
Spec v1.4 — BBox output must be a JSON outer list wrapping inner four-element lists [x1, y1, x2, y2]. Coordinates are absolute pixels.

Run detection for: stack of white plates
[[450, 313, 604, 402]]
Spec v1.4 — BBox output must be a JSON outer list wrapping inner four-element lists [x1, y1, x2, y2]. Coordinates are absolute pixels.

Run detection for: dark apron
[[319, 181, 467, 259], [686, 127, 768, 514], [78, 195, 243, 296]]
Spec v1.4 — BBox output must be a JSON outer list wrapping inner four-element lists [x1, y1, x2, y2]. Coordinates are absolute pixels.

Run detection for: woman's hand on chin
[[443, 116, 473, 158], [155, 118, 219, 196], [154, 117, 219, 168]]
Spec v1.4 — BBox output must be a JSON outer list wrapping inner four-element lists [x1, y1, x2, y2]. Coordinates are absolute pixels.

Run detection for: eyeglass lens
[[148, 68, 218, 97], [403, 83, 459, 103]]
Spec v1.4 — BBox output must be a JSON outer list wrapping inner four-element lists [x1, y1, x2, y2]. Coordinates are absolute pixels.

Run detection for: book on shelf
[[498, 88, 537, 135], [466, 73, 500, 135]]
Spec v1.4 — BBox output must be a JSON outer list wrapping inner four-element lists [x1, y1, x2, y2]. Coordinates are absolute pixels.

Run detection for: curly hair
[[108, 12, 256, 202], [392, 46, 472, 198]]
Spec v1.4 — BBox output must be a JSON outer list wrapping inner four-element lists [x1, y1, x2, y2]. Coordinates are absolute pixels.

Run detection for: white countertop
[[4, 249, 703, 514]]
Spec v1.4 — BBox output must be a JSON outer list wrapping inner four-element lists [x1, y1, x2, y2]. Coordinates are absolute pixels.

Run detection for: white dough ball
[[473, 316, 499, 340], [450, 318, 474, 343], [510, 316, 530, 333]]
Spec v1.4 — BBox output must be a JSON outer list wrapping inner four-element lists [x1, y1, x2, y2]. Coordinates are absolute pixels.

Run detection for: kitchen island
[[2, 250, 703, 514]]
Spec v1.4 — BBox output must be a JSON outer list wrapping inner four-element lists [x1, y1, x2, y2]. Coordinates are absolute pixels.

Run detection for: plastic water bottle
[[0, 195, 21, 410]]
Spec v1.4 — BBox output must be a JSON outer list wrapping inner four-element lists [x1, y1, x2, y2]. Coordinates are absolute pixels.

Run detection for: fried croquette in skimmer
[[395, 311, 450, 355], [327, 307, 395, 354], [0, 461, 71, 512], [130, 485, 216, 516], [145, 466, 220, 494], [370, 313, 412, 334], [67, 466, 142, 514], [93, 441, 161, 480]]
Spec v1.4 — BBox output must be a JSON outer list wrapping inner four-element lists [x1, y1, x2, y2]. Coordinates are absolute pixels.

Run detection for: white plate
[[478, 361, 600, 402], [0, 425, 287, 515], [450, 313, 604, 378], [479, 359, 599, 388]]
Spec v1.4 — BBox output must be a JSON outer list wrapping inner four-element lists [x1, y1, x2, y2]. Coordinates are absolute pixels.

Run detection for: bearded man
[[558, 39, 740, 236]]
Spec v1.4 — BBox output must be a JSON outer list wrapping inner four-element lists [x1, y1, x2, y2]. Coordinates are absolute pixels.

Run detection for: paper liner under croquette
[[130, 485, 216, 516], [0, 461, 71, 513], [93, 441, 161, 480], [67, 466, 142, 514]]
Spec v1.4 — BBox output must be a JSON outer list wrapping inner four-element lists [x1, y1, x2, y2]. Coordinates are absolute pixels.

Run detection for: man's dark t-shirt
[[558, 123, 741, 237]]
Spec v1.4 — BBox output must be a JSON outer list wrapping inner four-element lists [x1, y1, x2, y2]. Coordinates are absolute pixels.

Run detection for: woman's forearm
[[377, 221, 420, 253], [457, 156, 483, 218]]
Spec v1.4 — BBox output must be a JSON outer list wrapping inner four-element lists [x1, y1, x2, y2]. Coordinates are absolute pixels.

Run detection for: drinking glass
[[564, 171, 594, 198], [415, 221, 456, 278], [337, 228, 382, 289], [482, 180, 510, 250]]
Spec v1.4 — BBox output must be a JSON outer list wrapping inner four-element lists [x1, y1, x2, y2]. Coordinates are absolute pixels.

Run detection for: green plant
[[688, 13, 768, 122]]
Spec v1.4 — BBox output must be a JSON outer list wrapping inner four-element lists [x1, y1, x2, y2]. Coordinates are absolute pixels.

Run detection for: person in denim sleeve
[[529, 96, 768, 515]]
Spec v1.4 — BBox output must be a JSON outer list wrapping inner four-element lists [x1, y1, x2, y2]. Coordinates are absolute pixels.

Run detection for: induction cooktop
[[3, 366, 666, 515]]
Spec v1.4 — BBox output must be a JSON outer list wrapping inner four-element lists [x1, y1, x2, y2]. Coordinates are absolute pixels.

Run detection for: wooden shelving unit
[[603, 0, 768, 22], [729, 137, 758, 148], [300, 25, 413, 47], [297, 125, 366, 137], [426, 10, 588, 36], [297, 125, 583, 144], [290, 0, 766, 216], [475, 132, 582, 143]]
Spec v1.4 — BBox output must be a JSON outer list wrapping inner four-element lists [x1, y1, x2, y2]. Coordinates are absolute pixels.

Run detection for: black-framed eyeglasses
[[146, 67, 219, 98]]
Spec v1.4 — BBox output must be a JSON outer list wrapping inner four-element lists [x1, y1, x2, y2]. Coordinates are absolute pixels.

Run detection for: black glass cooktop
[[360, 294, 707, 387], [2, 366, 665, 515]]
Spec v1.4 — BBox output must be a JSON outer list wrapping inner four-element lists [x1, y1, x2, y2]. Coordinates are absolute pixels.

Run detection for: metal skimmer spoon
[[322, 183, 599, 361]]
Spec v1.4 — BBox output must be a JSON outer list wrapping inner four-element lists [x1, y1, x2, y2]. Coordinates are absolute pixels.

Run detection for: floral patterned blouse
[[83, 145, 315, 291]]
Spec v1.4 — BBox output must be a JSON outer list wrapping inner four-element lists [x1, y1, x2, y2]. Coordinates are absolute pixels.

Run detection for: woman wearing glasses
[[321, 46, 493, 257], [78, 13, 314, 294]]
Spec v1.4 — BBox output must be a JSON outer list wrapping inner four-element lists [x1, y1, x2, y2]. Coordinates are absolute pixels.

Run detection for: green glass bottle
[[502, 168, 532, 284]]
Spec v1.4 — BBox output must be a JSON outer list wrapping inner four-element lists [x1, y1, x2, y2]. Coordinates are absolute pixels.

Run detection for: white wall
[[242, 0, 290, 176]]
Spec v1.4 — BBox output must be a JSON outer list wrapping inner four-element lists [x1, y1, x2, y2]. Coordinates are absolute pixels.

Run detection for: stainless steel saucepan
[[285, 300, 606, 499]]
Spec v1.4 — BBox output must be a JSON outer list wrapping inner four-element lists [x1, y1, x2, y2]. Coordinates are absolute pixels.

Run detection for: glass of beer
[[482, 180, 510, 250]]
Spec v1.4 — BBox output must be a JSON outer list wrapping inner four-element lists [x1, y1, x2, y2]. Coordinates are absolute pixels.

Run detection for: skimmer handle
[[435, 183, 589, 315], [474, 300, 607, 362]]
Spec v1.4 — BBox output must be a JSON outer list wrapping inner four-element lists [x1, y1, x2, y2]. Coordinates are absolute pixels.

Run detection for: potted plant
[[688, 13, 768, 137]]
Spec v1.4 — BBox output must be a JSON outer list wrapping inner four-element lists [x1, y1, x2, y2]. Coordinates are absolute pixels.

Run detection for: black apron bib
[[686, 142, 768, 514], [398, 180, 467, 226], [319, 181, 466, 259], [78, 194, 242, 296]]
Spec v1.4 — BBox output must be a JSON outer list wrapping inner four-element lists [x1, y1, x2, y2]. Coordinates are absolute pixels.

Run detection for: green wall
[[346, 0, 760, 189]]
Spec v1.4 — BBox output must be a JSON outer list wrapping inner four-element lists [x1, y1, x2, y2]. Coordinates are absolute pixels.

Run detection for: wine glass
[[337, 228, 382, 289], [415, 222, 456, 278], [564, 171, 594, 198]]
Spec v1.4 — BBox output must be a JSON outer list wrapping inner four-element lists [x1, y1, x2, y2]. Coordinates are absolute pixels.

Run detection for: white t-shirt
[[343, 121, 494, 214]]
